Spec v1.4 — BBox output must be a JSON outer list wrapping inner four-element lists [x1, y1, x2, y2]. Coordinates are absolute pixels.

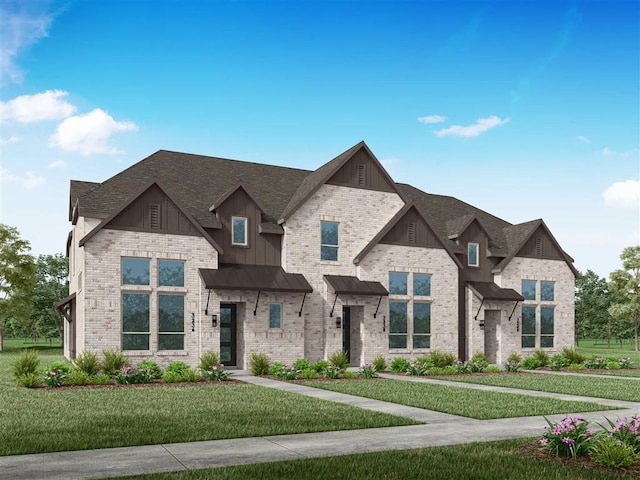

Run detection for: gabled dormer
[[208, 182, 282, 266], [448, 215, 494, 280]]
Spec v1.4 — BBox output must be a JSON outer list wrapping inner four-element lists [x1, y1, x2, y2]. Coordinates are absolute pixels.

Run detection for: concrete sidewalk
[[1, 373, 637, 480]]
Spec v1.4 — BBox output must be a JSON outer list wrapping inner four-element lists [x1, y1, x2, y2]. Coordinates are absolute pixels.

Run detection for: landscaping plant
[[539, 416, 596, 458], [138, 360, 163, 380], [328, 350, 349, 371], [249, 352, 270, 375], [11, 349, 40, 380], [293, 358, 313, 371], [390, 357, 410, 373], [73, 350, 100, 376], [101, 348, 130, 376], [66, 370, 91, 386], [429, 349, 456, 368], [201, 363, 231, 381], [43, 368, 66, 387], [358, 363, 377, 378], [313, 359, 329, 373], [589, 436, 639, 468], [198, 350, 221, 372], [372, 355, 387, 372], [532, 349, 550, 367]]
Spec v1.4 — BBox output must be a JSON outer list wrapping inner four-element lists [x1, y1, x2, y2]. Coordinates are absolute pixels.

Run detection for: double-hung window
[[122, 258, 151, 350], [320, 221, 339, 261], [521, 280, 555, 348], [158, 294, 184, 350]]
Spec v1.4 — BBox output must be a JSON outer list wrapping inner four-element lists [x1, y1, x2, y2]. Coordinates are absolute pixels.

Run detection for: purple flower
[[539, 438, 549, 445], [562, 437, 575, 446]]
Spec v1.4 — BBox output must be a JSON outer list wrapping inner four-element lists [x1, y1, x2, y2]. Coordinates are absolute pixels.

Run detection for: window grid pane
[[158, 260, 184, 287], [541, 281, 555, 301], [521, 280, 536, 301], [389, 301, 408, 349], [522, 306, 536, 335], [122, 258, 150, 285], [122, 293, 150, 351], [413, 302, 431, 334], [389, 272, 408, 295], [413, 274, 431, 296], [540, 307, 554, 335]]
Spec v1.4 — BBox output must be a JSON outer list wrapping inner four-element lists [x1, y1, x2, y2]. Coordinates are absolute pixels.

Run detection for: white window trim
[[268, 303, 282, 329], [231, 216, 248, 246], [467, 242, 479, 267], [320, 221, 339, 262]]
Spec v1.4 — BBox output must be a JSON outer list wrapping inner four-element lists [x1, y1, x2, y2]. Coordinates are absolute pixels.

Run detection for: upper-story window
[[541, 281, 555, 301], [158, 260, 185, 287], [231, 216, 248, 246], [467, 243, 479, 267], [521, 280, 536, 301], [320, 221, 339, 261], [413, 273, 431, 296], [122, 257, 150, 285], [389, 272, 408, 295]]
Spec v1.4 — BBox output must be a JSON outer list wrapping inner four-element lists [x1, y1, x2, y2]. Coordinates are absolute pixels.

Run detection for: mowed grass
[[0, 346, 418, 456], [298, 378, 618, 419], [441, 373, 640, 402], [114, 438, 634, 480], [577, 339, 640, 364]]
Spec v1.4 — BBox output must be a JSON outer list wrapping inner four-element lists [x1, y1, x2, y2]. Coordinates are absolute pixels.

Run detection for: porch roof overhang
[[55, 293, 76, 322], [199, 264, 312, 293], [467, 281, 524, 301], [323, 275, 388, 296]]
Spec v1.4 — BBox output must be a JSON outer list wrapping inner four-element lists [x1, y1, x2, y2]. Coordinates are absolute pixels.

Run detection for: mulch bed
[[37, 379, 245, 390]]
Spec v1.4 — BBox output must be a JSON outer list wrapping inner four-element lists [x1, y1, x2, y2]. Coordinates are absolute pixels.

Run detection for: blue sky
[[1, 0, 638, 279]]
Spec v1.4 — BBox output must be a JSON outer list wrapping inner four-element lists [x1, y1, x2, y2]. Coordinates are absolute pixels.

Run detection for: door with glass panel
[[219, 304, 236, 366]]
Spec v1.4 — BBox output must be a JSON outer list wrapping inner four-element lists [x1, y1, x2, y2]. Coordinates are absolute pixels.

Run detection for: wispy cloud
[[577, 135, 590, 144], [48, 159, 67, 169], [603, 180, 640, 209], [0, 135, 19, 145], [434, 115, 510, 138], [0, 90, 76, 123], [0, 2, 54, 85], [1, 168, 45, 189], [418, 115, 447, 124], [601, 147, 638, 157], [49, 108, 138, 156]]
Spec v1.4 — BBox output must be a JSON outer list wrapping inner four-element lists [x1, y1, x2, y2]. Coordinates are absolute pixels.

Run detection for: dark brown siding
[[107, 184, 201, 236], [326, 149, 396, 192], [380, 207, 443, 248], [516, 226, 565, 261], [210, 188, 281, 266], [458, 220, 493, 282]]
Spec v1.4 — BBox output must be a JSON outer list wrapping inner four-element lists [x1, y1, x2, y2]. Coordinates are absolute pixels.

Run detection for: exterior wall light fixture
[[336, 317, 341, 329], [212, 314, 217, 327]]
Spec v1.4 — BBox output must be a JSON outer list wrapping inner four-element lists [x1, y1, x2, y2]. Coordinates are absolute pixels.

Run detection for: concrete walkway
[[1, 372, 638, 480]]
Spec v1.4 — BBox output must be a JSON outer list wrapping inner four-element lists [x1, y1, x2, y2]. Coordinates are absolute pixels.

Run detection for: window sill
[[157, 351, 188, 356], [123, 350, 152, 356]]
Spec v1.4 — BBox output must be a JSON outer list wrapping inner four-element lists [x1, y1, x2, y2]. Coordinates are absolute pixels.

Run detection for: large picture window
[[158, 295, 184, 350], [231, 217, 248, 246], [413, 302, 431, 348], [521, 305, 536, 348], [320, 221, 339, 261], [158, 260, 184, 287], [389, 301, 408, 349], [122, 293, 150, 350], [122, 258, 150, 285]]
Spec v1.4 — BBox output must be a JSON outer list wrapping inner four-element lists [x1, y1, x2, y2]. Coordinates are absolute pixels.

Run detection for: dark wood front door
[[220, 304, 237, 366], [342, 306, 351, 362]]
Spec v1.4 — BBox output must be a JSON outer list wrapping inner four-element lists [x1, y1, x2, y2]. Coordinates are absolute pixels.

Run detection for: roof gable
[[209, 181, 267, 215]]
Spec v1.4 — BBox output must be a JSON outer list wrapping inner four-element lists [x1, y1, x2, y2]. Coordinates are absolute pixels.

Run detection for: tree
[[608, 246, 640, 352], [29, 254, 69, 345], [575, 270, 612, 345], [0, 224, 36, 351]]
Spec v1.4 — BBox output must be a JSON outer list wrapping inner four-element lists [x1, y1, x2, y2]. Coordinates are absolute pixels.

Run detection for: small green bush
[[162, 371, 183, 383], [91, 373, 112, 385], [293, 358, 313, 371], [46, 360, 73, 374], [343, 371, 356, 379], [532, 349, 549, 367], [12, 349, 40, 380], [606, 361, 621, 370], [249, 352, 270, 375], [313, 359, 329, 373], [138, 360, 163, 379], [549, 354, 568, 371], [201, 364, 231, 381], [390, 357, 410, 373], [101, 348, 130, 376], [73, 351, 100, 376], [199, 350, 221, 371], [166, 361, 189, 376], [522, 357, 540, 370], [372, 355, 387, 372], [430, 350, 456, 368], [589, 436, 639, 468], [328, 350, 349, 371], [180, 367, 202, 382], [507, 352, 522, 363], [486, 365, 501, 373], [67, 370, 91, 386], [16, 373, 41, 388], [568, 363, 586, 371], [561, 346, 585, 364], [43, 368, 66, 387], [300, 368, 318, 379], [269, 362, 285, 377], [584, 356, 608, 369]]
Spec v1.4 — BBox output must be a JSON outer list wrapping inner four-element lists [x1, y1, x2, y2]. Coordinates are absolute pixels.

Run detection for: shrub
[[456, 361, 471, 374], [606, 361, 621, 370], [539, 416, 596, 458], [522, 357, 540, 370], [601, 416, 640, 454], [43, 368, 66, 387], [101, 348, 129, 376], [328, 350, 349, 371], [16, 373, 41, 388], [486, 365, 501, 373], [372, 355, 387, 372], [549, 354, 568, 371], [115, 366, 145, 384], [91, 373, 112, 385], [617, 357, 633, 369], [180, 367, 202, 382], [584, 356, 607, 369], [300, 368, 318, 379], [561, 346, 585, 365], [269, 362, 285, 377], [66, 370, 91, 386], [313, 359, 329, 373], [249, 352, 270, 375], [507, 352, 522, 364], [162, 371, 183, 383], [12, 349, 40, 380], [568, 363, 586, 371], [532, 349, 549, 367], [73, 351, 100, 376], [274, 363, 298, 380], [406, 359, 429, 376], [589, 436, 639, 468], [46, 360, 73, 375], [199, 350, 221, 372], [390, 357, 410, 373], [442, 365, 459, 375], [430, 350, 456, 368], [470, 352, 489, 372], [324, 365, 342, 379], [166, 361, 190, 376], [293, 358, 313, 371], [504, 360, 522, 372], [358, 363, 377, 378], [343, 371, 357, 379], [138, 360, 163, 379], [201, 363, 231, 381]]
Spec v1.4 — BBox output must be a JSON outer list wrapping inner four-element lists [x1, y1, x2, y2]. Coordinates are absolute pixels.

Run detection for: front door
[[220, 304, 237, 367], [342, 306, 351, 362]]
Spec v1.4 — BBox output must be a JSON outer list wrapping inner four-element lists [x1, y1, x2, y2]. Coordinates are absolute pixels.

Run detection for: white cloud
[[49, 108, 138, 156], [1, 168, 45, 189], [418, 115, 447, 124], [0, 90, 76, 123], [601, 147, 638, 157], [434, 115, 510, 137], [0, 3, 53, 85], [0, 135, 19, 145], [577, 135, 590, 144], [603, 180, 640, 209], [48, 159, 67, 169]]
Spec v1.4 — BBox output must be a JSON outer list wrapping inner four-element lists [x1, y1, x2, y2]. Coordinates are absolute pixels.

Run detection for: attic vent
[[149, 204, 161, 229], [358, 164, 366, 185], [408, 222, 416, 244], [535, 236, 543, 257]]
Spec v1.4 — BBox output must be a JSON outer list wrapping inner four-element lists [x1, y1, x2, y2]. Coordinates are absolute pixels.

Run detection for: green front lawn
[[577, 339, 640, 364], [298, 378, 618, 419]]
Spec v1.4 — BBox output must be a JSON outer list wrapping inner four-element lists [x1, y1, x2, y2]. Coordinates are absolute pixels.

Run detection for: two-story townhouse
[[57, 141, 576, 368]]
